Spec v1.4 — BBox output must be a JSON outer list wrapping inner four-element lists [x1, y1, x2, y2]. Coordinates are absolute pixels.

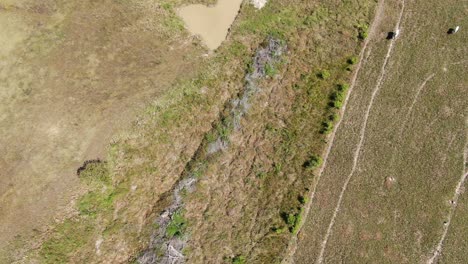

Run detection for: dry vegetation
[[0, 0, 208, 261], [3, 0, 464, 263], [2, 0, 380, 262], [294, 0, 467, 263]]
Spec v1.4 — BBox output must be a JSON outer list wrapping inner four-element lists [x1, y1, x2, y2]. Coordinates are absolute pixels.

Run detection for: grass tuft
[[166, 211, 187, 238]]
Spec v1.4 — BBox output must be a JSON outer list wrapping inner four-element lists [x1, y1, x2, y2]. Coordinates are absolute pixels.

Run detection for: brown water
[[177, 0, 243, 50]]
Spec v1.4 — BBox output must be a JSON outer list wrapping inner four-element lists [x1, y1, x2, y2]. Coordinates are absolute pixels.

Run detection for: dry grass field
[[1, 0, 465, 263], [0, 0, 207, 260], [294, 0, 467, 263], [2, 0, 381, 262]]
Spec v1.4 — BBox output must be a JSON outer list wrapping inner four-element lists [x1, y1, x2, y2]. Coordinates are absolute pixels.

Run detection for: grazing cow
[[448, 26, 460, 34], [387, 29, 400, 40]]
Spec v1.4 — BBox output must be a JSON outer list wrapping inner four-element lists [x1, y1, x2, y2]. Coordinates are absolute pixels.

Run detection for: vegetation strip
[[281, 0, 385, 262], [138, 37, 286, 263]]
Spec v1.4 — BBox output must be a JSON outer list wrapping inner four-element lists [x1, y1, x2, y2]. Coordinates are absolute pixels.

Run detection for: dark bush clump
[[318, 69, 331, 80], [303, 155, 323, 169], [347, 56, 358, 65]]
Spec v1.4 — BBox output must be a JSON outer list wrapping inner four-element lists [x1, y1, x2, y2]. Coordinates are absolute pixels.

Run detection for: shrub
[[328, 113, 338, 122], [256, 171, 267, 179], [215, 116, 233, 142], [303, 155, 323, 169], [205, 131, 218, 143], [166, 211, 187, 238], [272, 226, 287, 234], [318, 69, 331, 80], [320, 120, 333, 134], [337, 83, 350, 91], [232, 255, 246, 264], [265, 63, 277, 77], [273, 162, 283, 174], [330, 91, 345, 109], [298, 195, 309, 205], [357, 24, 369, 40], [284, 210, 304, 234], [77, 160, 110, 185], [347, 56, 358, 65], [286, 213, 297, 227], [292, 209, 304, 234]]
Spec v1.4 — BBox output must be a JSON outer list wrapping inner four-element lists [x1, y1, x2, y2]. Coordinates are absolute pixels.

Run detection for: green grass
[[39, 161, 121, 262], [78, 190, 116, 218], [232, 255, 246, 264], [39, 218, 95, 264], [265, 63, 277, 77], [166, 211, 187, 238]]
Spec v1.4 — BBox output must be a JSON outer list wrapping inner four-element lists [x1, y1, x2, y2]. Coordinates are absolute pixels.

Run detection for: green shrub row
[[320, 83, 350, 134]]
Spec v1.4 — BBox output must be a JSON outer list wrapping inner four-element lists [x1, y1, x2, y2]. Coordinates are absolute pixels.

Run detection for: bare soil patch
[[0, 0, 205, 257]]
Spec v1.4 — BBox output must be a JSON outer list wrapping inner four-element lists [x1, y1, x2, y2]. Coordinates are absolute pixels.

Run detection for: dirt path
[[281, 0, 386, 262], [399, 73, 435, 136], [426, 141, 468, 264], [315, 1, 406, 262], [388, 72, 435, 168]]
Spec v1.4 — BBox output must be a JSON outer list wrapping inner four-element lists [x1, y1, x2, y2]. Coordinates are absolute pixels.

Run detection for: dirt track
[[294, 0, 467, 262]]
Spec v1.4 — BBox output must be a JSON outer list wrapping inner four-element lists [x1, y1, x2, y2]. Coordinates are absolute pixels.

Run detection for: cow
[[387, 29, 400, 40], [448, 26, 460, 34]]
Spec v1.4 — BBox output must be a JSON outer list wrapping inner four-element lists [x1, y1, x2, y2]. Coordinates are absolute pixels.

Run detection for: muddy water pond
[[177, 0, 243, 50]]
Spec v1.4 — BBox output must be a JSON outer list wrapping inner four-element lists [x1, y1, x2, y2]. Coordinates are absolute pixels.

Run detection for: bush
[[283, 210, 304, 234], [265, 63, 277, 77], [287, 213, 297, 226], [357, 24, 369, 40], [330, 91, 345, 109], [204, 131, 217, 143], [318, 69, 331, 80], [298, 195, 308, 205], [77, 160, 110, 184], [328, 113, 338, 122], [347, 56, 358, 65], [272, 226, 287, 234], [292, 209, 304, 234], [303, 155, 323, 169], [232, 255, 246, 264], [337, 83, 350, 91], [320, 120, 333, 134], [166, 211, 187, 238]]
